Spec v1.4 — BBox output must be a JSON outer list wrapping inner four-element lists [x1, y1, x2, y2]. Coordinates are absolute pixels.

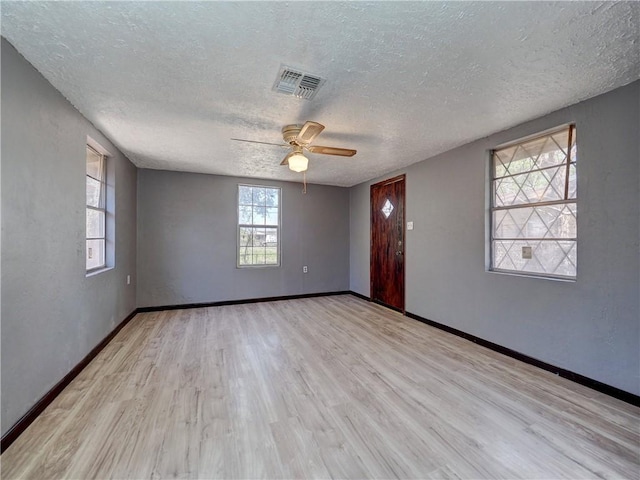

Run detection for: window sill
[[86, 266, 114, 278], [237, 265, 281, 269], [488, 269, 576, 283]]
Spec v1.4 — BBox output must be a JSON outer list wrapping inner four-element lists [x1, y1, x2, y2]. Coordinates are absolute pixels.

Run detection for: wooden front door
[[370, 175, 405, 311]]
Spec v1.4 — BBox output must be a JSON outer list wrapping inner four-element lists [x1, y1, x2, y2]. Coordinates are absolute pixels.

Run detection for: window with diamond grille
[[491, 125, 577, 279], [238, 185, 280, 267]]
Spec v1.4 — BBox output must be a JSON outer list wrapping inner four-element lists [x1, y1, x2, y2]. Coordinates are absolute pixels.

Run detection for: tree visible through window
[[86, 145, 106, 271], [238, 185, 280, 267], [491, 125, 577, 279]]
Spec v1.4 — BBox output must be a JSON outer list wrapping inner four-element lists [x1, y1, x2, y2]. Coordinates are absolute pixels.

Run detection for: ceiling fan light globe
[[288, 153, 309, 172]]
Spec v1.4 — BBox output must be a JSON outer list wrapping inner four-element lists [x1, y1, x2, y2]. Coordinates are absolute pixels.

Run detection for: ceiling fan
[[231, 121, 356, 172]]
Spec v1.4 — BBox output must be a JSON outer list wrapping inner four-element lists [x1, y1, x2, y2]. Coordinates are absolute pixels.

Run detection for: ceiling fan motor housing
[[282, 124, 303, 144]]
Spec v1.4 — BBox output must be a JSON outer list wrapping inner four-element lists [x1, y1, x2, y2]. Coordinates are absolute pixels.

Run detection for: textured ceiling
[[2, 1, 638, 187]]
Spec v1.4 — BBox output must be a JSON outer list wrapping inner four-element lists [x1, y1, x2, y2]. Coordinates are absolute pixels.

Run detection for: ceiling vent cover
[[273, 65, 325, 100]]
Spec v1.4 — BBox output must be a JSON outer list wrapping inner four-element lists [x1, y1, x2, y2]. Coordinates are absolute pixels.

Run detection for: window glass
[[491, 125, 577, 279], [86, 145, 106, 271], [238, 185, 280, 267]]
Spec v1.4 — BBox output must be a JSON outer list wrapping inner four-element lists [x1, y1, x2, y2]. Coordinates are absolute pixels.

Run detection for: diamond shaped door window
[[381, 199, 394, 218]]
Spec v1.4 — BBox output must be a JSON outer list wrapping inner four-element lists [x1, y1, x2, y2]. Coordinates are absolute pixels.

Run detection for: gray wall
[[137, 169, 349, 307], [1, 38, 138, 435], [350, 82, 640, 395]]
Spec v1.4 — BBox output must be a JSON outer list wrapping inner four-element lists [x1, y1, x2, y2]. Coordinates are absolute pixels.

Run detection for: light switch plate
[[407, 221, 414, 230]]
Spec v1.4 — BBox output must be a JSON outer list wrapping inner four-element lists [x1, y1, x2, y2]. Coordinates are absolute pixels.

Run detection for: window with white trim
[[491, 125, 577, 279], [86, 145, 107, 271], [238, 185, 280, 267]]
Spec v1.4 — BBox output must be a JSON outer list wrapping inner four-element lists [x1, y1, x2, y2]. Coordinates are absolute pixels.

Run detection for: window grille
[[491, 125, 577, 279]]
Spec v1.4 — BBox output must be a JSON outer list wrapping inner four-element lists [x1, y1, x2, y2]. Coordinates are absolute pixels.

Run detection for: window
[[238, 185, 280, 267], [86, 145, 106, 271], [491, 125, 577, 279]]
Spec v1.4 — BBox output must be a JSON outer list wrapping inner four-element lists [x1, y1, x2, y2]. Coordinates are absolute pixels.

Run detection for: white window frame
[[86, 144, 107, 272], [490, 124, 577, 280], [237, 184, 281, 268]]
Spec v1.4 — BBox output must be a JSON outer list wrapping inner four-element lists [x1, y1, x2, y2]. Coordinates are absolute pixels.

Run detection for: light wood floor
[[2, 295, 639, 479]]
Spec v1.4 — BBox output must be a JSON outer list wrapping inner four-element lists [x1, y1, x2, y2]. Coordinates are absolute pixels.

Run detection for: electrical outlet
[[303, 266, 308, 273], [407, 221, 414, 230]]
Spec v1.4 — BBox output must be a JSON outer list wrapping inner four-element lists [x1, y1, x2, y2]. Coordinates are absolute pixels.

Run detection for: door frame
[[370, 174, 406, 313]]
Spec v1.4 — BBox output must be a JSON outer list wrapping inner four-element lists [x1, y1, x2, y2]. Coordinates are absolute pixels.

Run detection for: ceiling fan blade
[[307, 145, 357, 157], [280, 153, 290, 166], [231, 138, 288, 147], [296, 121, 325, 145]]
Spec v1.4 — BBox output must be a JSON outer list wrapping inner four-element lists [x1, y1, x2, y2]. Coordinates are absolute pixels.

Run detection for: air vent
[[273, 65, 325, 100]]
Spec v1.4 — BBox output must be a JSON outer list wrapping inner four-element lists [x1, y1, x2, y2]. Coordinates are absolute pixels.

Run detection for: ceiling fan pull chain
[[302, 172, 307, 194]]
